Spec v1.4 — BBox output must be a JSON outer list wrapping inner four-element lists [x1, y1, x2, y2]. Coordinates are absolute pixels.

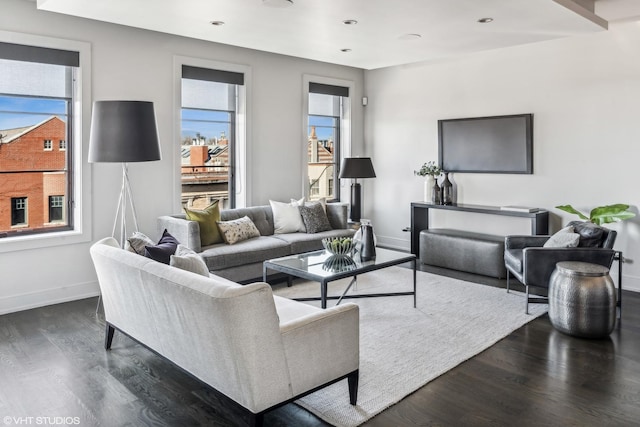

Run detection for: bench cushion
[[420, 228, 506, 278]]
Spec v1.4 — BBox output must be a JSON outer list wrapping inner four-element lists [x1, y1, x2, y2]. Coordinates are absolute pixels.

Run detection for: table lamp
[[339, 157, 376, 223]]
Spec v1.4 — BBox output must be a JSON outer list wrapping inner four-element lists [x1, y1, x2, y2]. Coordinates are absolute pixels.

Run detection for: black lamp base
[[350, 183, 361, 223]]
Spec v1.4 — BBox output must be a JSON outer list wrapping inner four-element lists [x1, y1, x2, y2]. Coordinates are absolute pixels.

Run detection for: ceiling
[[36, 0, 640, 70]]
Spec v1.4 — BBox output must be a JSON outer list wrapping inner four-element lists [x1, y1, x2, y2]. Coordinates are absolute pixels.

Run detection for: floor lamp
[[88, 101, 161, 247], [339, 157, 376, 223]]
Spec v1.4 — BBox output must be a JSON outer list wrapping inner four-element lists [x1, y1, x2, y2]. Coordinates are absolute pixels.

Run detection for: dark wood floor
[[1, 268, 639, 426]]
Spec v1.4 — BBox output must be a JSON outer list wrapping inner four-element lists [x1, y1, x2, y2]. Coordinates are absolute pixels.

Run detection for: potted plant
[[556, 204, 635, 225], [556, 203, 635, 247], [414, 161, 441, 203]]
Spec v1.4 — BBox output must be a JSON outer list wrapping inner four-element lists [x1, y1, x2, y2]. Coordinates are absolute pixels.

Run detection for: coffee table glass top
[[264, 247, 415, 281]]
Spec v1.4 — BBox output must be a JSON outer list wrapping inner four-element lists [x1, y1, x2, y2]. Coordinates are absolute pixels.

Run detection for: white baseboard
[[0, 281, 100, 315], [622, 274, 640, 293], [376, 235, 410, 252]]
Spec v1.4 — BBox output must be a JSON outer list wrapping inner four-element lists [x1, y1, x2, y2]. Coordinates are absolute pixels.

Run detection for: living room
[[1, 0, 640, 425]]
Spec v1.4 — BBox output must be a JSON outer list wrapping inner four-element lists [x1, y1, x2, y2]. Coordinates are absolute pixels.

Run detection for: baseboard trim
[[376, 235, 409, 252], [0, 280, 100, 315]]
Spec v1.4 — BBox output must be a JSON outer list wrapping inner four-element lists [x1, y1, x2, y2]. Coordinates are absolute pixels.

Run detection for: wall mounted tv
[[438, 113, 533, 174]]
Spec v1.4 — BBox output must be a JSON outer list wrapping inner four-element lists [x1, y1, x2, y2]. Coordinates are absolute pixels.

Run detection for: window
[[49, 195, 64, 222], [307, 82, 349, 202], [0, 41, 78, 237], [11, 197, 27, 226], [180, 65, 244, 210]]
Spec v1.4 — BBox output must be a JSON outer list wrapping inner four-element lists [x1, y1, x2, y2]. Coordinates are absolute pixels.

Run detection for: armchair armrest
[[522, 247, 616, 288], [280, 303, 359, 395], [157, 215, 201, 252], [505, 235, 550, 251]]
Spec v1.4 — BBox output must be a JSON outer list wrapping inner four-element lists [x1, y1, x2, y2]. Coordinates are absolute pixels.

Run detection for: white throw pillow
[[170, 244, 210, 277], [543, 226, 580, 248], [270, 200, 306, 234]]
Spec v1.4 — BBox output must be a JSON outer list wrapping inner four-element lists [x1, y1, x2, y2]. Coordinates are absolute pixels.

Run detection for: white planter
[[423, 176, 435, 202]]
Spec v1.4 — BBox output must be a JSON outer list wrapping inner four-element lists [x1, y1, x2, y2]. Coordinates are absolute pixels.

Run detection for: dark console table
[[410, 202, 549, 258]]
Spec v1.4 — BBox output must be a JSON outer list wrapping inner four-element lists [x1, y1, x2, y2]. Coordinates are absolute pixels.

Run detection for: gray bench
[[419, 228, 506, 278]]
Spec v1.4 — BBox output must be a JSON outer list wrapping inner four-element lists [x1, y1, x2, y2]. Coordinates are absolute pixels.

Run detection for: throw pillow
[[299, 202, 332, 233], [543, 225, 580, 248], [217, 216, 261, 245], [567, 220, 606, 247], [170, 244, 210, 277], [270, 200, 306, 234], [291, 197, 327, 212], [144, 229, 180, 264], [125, 231, 154, 255], [184, 200, 223, 246]]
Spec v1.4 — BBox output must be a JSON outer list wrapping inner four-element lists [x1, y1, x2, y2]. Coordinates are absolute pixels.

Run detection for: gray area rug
[[272, 266, 547, 427]]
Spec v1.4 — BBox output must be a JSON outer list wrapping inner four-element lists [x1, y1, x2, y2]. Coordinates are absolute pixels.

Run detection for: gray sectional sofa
[[158, 203, 355, 282]]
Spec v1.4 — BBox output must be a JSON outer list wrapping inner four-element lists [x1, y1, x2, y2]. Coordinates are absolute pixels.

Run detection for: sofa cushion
[[200, 236, 291, 271], [217, 216, 261, 245], [144, 229, 179, 264], [184, 200, 223, 246], [170, 244, 210, 277], [220, 206, 274, 236], [299, 202, 332, 233], [270, 199, 306, 234], [272, 228, 355, 254], [273, 294, 322, 324]]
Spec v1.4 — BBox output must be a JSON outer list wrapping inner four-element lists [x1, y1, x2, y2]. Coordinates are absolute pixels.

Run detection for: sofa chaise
[[158, 203, 355, 282], [90, 237, 360, 427]]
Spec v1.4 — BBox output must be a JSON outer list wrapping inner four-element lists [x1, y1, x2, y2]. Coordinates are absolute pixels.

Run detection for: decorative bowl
[[322, 255, 357, 272], [322, 237, 355, 256]]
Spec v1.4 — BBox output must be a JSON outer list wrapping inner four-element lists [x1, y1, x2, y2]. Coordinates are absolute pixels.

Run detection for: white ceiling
[[35, 0, 640, 70]]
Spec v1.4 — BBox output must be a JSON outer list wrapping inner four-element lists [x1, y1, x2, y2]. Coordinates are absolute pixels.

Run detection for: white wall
[[0, 0, 364, 314], [365, 21, 640, 291]]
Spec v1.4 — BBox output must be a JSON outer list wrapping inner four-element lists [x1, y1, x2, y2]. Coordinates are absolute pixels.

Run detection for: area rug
[[271, 267, 548, 427]]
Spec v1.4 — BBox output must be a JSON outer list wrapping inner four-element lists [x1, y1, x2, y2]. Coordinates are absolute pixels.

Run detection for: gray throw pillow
[[170, 244, 210, 277], [299, 202, 332, 233], [125, 231, 154, 255], [543, 225, 580, 248]]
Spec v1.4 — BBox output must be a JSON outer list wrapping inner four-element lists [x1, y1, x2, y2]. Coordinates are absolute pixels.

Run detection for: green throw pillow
[[184, 200, 223, 246]]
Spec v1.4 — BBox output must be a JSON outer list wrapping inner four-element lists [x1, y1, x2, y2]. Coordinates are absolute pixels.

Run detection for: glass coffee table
[[263, 248, 417, 309]]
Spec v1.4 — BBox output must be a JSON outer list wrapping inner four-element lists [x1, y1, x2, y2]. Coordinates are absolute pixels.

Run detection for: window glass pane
[[308, 112, 339, 201], [180, 107, 233, 210], [0, 66, 72, 235]]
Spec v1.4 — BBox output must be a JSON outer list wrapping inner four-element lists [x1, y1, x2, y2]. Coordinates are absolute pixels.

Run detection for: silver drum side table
[[548, 261, 616, 338]]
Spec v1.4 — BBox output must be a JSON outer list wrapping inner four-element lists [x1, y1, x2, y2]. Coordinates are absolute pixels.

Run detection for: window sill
[[0, 228, 91, 253]]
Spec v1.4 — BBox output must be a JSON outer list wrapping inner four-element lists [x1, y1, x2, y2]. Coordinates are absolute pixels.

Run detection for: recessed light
[[399, 33, 422, 41], [263, 0, 294, 7], [210, 21, 225, 26], [478, 17, 494, 23], [343, 19, 358, 25], [340, 48, 352, 53]]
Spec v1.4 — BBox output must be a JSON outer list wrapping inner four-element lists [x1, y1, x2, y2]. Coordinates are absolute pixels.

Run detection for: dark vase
[[432, 179, 441, 205], [441, 172, 453, 205], [360, 224, 376, 261]]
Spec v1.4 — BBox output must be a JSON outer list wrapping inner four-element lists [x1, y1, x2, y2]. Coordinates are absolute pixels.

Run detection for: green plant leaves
[[555, 204, 636, 225], [555, 205, 589, 220]]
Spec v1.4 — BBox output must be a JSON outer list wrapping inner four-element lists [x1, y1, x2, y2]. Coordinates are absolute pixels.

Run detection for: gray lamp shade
[[88, 100, 161, 163], [339, 157, 376, 179]]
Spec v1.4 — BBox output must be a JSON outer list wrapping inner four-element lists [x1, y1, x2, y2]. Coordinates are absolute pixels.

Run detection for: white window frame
[[0, 31, 92, 253], [302, 75, 353, 202], [173, 55, 251, 211], [43, 139, 52, 151]]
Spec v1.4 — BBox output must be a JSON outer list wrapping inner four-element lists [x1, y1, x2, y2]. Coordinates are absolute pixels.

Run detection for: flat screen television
[[438, 114, 533, 174]]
